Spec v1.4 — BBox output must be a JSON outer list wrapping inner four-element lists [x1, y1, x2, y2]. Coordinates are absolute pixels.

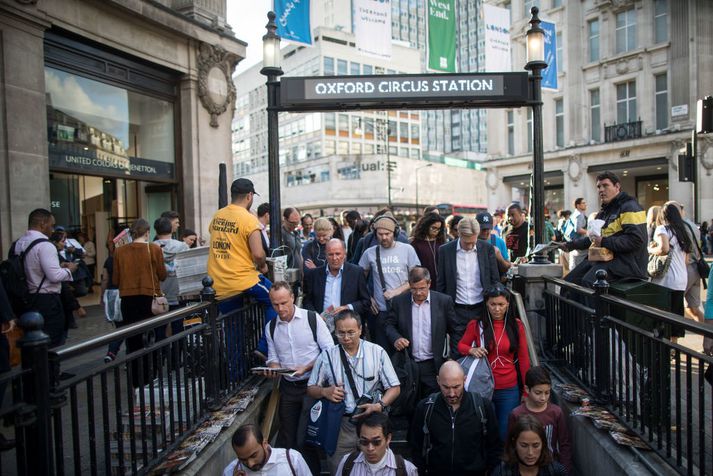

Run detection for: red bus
[[435, 203, 488, 218]]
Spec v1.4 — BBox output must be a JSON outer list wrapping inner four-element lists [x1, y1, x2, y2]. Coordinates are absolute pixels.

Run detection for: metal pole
[[387, 131, 392, 208], [201, 276, 221, 410], [531, 67, 546, 248], [692, 129, 699, 224], [266, 76, 283, 250], [592, 270, 611, 403]]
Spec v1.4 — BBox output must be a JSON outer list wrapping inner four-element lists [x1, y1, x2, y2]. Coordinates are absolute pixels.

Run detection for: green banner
[[427, 0, 457, 73]]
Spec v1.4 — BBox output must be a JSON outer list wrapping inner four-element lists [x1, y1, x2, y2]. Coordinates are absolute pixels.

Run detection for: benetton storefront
[[45, 31, 179, 249]]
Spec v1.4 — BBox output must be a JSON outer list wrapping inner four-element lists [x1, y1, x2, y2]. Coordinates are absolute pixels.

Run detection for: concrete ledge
[[180, 380, 272, 476], [550, 375, 679, 476]]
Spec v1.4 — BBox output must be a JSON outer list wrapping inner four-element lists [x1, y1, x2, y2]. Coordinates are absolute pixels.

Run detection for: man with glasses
[[223, 424, 311, 476], [307, 310, 401, 474], [335, 412, 417, 475]]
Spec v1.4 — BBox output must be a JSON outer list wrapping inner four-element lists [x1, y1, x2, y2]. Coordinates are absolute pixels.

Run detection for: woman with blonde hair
[[646, 205, 661, 242], [301, 217, 334, 270]]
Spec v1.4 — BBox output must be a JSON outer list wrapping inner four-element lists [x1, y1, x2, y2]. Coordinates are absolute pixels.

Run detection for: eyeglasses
[[358, 437, 384, 448], [336, 330, 358, 338]]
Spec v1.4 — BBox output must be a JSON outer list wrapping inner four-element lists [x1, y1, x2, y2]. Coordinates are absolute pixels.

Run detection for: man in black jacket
[[559, 171, 647, 287], [302, 239, 371, 327], [436, 218, 499, 357], [385, 267, 456, 398], [409, 361, 501, 475]]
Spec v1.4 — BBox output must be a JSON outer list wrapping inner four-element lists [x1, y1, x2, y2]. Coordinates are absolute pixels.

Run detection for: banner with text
[[483, 4, 511, 72], [541, 20, 557, 90], [427, 0, 457, 73], [354, 0, 392, 60], [274, 0, 312, 46]]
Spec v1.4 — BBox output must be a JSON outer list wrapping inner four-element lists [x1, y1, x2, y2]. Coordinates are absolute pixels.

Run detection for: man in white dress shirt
[[266, 282, 333, 451], [222, 424, 311, 476]]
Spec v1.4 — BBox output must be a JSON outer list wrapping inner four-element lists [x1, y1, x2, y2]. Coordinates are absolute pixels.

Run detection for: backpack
[[270, 310, 318, 345], [421, 391, 488, 471], [341, 450, 407, 476], [0, 238, 49, 316]]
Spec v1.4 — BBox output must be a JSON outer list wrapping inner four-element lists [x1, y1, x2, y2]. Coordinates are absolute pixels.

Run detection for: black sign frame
[[278, 72, 531, 112]]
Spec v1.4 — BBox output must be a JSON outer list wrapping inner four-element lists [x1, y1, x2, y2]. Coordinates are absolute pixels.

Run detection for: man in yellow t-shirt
[[207, 178, 276, 357]]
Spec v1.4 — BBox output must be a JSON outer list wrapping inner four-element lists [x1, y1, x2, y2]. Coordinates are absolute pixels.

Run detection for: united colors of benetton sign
[[279, 73, 530, 111]]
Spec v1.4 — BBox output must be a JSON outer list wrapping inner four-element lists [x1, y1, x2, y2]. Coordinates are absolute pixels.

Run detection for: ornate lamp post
[[261, 11, 284, 250], [525, 7, 548, 261]]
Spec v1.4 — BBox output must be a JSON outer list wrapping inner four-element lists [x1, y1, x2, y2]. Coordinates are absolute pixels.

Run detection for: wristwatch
[[377, 400, 386, 412]]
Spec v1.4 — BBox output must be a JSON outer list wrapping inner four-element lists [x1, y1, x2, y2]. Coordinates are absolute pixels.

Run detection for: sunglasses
[[358, 437, 384, 448]]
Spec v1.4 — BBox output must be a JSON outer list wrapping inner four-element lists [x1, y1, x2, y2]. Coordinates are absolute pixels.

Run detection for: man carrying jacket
[[409, 361, 501, 476], [559, 171, 647, 287]]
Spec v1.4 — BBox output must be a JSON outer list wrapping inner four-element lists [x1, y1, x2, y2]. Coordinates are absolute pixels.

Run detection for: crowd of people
[[2, 169, 711, 472]]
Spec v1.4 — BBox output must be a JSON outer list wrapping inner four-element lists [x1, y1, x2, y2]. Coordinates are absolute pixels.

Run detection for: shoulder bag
[[457, 320, 495, 400], [148, 243, 169, 315], [375, 246, 391, 311], [647, 239, 672, 279], [304, 350, 345, 455], [684, 222, 710, 288]]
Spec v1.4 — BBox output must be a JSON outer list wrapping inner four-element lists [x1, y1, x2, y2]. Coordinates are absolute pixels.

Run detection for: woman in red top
[[458, 284, 530, 441]]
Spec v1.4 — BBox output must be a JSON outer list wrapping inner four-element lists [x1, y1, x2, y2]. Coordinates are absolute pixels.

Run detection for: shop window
[[45, 67, 175, 181]]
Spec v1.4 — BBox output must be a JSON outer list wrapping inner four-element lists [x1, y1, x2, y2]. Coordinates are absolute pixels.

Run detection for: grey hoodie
[[155, 238, 189, 305]]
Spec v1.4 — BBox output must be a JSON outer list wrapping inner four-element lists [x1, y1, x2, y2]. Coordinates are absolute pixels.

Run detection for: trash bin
[[608, 278, 673, 336]]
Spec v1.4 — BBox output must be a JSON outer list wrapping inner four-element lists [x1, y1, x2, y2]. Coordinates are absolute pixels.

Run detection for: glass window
[[556, 32, 563, 72], [399, 122, 409, 143], [616, 8, 637, 54], [338, 114, 349, 135], [590, 89, 601, 142], [588, 19, 600, 62], [363, 64, 373, 75], [507, 110, 515, 155], [337, 59, 348, 75], [388, 120, 397, 141], [410, 124, 420, 144], [655, 73, 668, 130], [555, 99, 564, 147], [527, 108, 533, 153], [45, 67, 175, 180], [350, 62, 360, 75], [324, 140, 335, 156], [338, 141, 349, 154], [552, 0, 562, 7], [654, 0, 668, 43], [616, 81, 637, 124], [324, 113, 336, 135], [324, 57, 334, 75]]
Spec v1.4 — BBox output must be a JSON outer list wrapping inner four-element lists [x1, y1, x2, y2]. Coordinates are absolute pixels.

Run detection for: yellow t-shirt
[[207, 204, 261, 296]]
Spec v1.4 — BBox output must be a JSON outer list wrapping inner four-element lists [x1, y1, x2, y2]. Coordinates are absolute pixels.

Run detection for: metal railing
[[604, 120, 643, 142], [543, 270, 713, 476], [0, 277, 265, 476]]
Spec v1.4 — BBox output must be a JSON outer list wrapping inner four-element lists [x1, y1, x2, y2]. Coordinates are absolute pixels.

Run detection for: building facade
[[0, 0, 245, 258], [484, 0, 713, 222]]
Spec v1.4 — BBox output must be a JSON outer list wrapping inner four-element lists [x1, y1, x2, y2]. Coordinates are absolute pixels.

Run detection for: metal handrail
[[54, 302, 210, 360], [510, 289, 539, 367]]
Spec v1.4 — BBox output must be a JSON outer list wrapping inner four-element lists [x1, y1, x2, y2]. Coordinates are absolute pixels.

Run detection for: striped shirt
[[335, 449, 418, 476], [308, 340, 400, 413]]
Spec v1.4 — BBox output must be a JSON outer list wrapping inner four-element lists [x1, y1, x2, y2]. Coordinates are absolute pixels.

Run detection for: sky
[[227, 0, 273, 74]]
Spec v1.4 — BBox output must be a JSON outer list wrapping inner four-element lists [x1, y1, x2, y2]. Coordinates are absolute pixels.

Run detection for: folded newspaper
[[250, 366, 297, 377]]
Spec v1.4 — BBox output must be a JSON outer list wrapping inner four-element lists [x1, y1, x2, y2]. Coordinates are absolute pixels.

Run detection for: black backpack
[[270, 310, 319, 344], [0, 238, 49, 316]]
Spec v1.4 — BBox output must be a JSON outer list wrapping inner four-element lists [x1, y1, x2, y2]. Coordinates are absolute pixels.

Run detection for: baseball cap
[[230, 178, 259, 195], [476, 212, 493, 230]]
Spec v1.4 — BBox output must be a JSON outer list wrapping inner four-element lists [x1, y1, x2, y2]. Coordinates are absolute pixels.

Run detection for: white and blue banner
[[483, 3, 511, 72], [354, 0, 392, 60], [541, 20, 557, 90], [274, 0, 312, 46]]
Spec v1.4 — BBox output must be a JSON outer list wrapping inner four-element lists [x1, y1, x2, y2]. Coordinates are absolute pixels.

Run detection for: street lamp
[[415, 163, 433, 216], [525, 6, 548, 262], [261, 11, 284, 250]]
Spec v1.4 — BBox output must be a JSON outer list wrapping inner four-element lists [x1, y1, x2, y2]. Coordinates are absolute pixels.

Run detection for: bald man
[[302, 239, 371, 329], [409, 361, 501, 476]]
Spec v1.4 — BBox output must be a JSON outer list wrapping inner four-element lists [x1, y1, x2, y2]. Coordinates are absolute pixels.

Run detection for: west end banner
[[427, 0, 457, 73]]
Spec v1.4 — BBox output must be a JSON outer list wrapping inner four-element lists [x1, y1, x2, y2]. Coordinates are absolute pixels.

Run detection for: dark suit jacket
[[302, 262, 370, 317], [436, 239, 499, 303], [384, 290, 455, 370]]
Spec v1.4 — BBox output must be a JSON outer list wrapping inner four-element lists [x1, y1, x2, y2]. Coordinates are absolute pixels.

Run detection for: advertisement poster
[[541, 20, 558, 90], [427, 0, 457, 73], [483, 3, 512, 72], [354, 0, 392, 60], [274, 0, 312, 46]]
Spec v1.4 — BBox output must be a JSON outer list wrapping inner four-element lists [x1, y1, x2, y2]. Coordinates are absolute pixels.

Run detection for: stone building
[[484, 0, 713, 222], [0, 0, 244, 262]]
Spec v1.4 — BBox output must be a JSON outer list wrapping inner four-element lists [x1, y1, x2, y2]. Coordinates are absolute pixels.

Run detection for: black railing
[[543, 271, 713, 476], [0, 277, 265, 475], [604, 120, 643, 142]]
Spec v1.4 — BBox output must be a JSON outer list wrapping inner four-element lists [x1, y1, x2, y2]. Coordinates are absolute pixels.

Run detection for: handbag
[[390, 350, 419, 416], [647, 240, 672, 279], [304, 351, 345, 455], [147, 243, 169, 315], [457, 321, 495, 400], [684, 222, 710, 288]]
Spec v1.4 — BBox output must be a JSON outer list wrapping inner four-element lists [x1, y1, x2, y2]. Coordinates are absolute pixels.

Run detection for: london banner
[[354, 0, 392, 60], [274, 0, 312, 46], [483, 3, 511, 72], [427, 0, 457, 73], [541, 20, 558, 90]]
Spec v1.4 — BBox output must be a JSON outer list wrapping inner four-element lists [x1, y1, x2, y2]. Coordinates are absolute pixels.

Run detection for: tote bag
[[304, 351, 345, 455]]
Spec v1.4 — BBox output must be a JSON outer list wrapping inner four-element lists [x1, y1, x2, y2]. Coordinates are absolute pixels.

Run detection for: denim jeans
[[492, 385, 521, 441]]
